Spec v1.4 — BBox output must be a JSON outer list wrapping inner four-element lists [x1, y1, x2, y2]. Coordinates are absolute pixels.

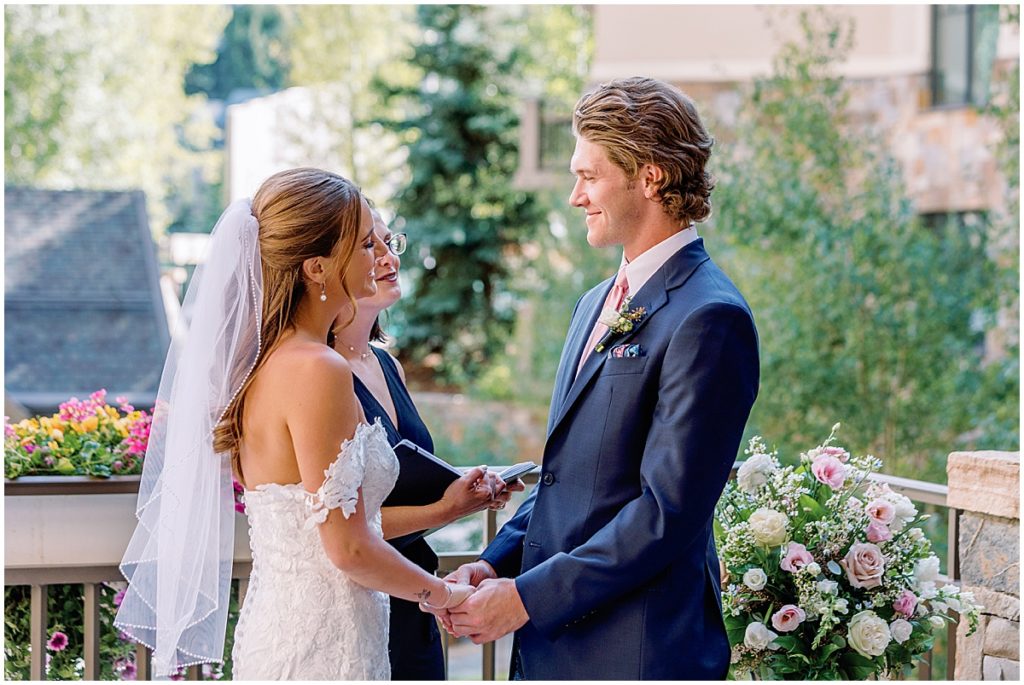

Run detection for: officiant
[[329, 206, 521, 679]]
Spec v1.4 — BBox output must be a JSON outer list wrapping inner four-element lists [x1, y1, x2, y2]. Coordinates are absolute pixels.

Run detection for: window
[[931, 4, 1001, 107]]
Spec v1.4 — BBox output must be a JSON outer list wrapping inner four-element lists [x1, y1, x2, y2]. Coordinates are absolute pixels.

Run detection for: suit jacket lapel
[[547, 239, 712, 439], [548, 279, 613, 427]]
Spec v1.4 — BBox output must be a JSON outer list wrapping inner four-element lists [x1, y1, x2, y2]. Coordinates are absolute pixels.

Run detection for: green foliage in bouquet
[[4, 391, 151, 479], [715, 425, 981, 680]]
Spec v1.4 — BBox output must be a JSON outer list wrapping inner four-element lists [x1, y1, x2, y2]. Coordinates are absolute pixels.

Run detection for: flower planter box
[[5, 475, 251, 585]]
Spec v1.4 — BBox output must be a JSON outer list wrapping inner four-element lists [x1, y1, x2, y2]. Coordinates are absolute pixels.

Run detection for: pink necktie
[[576, 270, 629, 376]]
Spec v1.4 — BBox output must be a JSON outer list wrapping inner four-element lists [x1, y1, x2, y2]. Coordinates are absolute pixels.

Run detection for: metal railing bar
[[30, 584, 48, 680], [84, 582, 101, 679]]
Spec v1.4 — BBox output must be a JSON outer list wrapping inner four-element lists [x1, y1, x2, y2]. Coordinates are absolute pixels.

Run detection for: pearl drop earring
[[319, 282, 327, 302]]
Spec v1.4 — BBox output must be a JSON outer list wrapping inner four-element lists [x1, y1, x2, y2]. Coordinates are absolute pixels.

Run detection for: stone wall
[[948, 451, 1020, 680]]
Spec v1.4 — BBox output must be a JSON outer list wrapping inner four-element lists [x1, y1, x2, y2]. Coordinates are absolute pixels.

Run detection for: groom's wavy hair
[[214, 167, 366, 479], [573, 77, 715, 224]]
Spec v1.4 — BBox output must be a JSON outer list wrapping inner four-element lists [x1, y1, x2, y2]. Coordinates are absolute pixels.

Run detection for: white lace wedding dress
[[232, 420, 399, 680]]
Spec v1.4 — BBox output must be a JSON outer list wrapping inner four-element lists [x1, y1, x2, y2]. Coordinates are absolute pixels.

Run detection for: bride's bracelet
[[421, 583, 453, 610]]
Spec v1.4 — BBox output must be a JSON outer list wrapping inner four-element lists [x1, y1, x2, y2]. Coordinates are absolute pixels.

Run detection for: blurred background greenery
[[5, 4, 1018, 484]]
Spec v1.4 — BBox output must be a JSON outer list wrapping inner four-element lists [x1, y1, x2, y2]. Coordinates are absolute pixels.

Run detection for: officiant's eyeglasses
[[386, 233, 407, 256]]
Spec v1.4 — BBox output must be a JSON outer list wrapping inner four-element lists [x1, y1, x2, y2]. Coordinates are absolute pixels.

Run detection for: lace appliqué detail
[[304, 419, 384, 529]]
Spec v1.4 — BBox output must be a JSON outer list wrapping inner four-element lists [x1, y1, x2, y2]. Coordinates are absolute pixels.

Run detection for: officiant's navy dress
[[353, 346, 446, 680]]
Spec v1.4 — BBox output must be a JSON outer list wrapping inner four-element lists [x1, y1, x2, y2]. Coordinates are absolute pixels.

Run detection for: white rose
[[890, 618, 913, 644], [743, 567, 768, 591], [748, 508, 789, 547], [888, 492, 917, 521], [918, 581, 937, 600], [804, 562, 821, 576], [908, 528, 924, 541], [929, 616, 946, 629], [817, 580, 839, 595], [597, 306, 623, 328], [737, 453, 776, 493], [744, 621, 780, 651], [914, 556, 940, 584], [847, 610, 892, 657], [931, 600, 948, 614]]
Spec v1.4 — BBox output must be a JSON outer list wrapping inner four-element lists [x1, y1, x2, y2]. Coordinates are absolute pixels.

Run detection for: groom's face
[[569, 137, 645, 249]]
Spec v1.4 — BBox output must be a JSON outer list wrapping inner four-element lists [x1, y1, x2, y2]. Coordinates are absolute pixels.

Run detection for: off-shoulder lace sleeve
[[303, 425, 370, 529]]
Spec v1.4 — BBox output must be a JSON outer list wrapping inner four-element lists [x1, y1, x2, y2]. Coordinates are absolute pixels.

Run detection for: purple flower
[[25, 444, 37, 454], [122, 661, 137, 680], [47, 631, 68, 652], [43, 456, 55, 467], [234, 502, 246, 514], [114, 589, 126, 607]]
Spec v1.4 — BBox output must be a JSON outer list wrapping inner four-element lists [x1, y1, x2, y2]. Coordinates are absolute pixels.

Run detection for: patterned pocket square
[[610, 343, 645, 358]]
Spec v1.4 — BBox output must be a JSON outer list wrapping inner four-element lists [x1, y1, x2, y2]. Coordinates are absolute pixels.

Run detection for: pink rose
[[820, 446, 849, 462], [811, 456, 846, 489], [893, 589, 918, 618], [866, 499, 896, 525], [780, 541, 815, 573], [866, 520, 892, 543], [842, 542, 886, 589], [771, 604, 807, 632]]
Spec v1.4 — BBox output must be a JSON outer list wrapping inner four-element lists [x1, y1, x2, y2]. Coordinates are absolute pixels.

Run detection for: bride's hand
[[438, 466, 504, 520], [441, 582, 475, 610]]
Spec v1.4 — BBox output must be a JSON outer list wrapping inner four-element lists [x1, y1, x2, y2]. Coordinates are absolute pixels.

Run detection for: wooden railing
[[5, 466, 959, 680]]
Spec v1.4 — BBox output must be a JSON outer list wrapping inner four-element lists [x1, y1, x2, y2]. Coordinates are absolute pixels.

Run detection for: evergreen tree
[[377, 5, 545, 384], [184, 5, 290, 102]]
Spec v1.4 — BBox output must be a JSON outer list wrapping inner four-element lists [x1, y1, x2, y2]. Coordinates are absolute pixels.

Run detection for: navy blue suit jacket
[[480, 239, 759, 680]]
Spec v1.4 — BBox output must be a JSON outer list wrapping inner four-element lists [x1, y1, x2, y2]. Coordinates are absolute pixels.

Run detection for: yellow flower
[[20, 436, 35, 447], [40, 417, 52, 430], [50, 428, 64, 441], [48, 441, 59, 452], [80, 416, 99, 433], [105, 406, 120, 420]]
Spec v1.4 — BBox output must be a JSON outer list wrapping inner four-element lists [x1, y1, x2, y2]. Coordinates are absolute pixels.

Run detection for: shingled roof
[[5, 188, 170, 414]]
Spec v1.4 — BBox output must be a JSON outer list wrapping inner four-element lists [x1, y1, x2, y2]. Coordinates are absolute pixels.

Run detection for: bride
[[115, 168, 474, 679]]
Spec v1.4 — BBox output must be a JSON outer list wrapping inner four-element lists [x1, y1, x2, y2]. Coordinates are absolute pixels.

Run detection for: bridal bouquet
[[715, 425, 980, 680], [4, 389, 151, 479]]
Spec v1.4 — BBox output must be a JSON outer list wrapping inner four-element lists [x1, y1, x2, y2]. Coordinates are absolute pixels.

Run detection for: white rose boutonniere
[[594, 297, 646, 353]]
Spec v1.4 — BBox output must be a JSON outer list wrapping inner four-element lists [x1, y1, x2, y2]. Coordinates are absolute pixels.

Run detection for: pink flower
[[842, 542, 886, 589], [771, 604, 806, 632], [43, 456, 54, 467], [122, 661, 137, 680], [820, 446, 849, 462], [866, 521, 891, 543], [113, 461, 124, 472], [893, 589, 918, 618], [780, 542, 815, 572], [234, 502, 246, 514], [811, 456, 846, 488], [25, 444, 37, 454], [114, 589, 126, 607], [866, 499, 896, 525], [47, 631, 68, 652]]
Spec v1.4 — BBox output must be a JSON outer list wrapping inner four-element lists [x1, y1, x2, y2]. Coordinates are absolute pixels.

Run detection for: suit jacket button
[[542, 472, 555, 486]]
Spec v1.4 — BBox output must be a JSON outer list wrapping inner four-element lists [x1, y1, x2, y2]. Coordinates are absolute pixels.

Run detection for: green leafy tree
[[711, 10, 1017, 481], [184, 5, 290, 101], [4, 5, 230, 234], [377, 4, 546, 384]]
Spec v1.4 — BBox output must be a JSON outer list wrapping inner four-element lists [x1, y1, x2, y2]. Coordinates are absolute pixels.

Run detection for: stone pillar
[[947, 451, 1020, 681]]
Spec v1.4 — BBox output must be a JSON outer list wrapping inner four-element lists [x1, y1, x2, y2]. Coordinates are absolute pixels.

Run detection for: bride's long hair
[[213, 167, 364, 477]]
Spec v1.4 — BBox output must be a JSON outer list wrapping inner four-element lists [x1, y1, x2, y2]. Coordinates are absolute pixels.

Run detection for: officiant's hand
[[438, 466, 510, 520], [448, 578, 529, 644]]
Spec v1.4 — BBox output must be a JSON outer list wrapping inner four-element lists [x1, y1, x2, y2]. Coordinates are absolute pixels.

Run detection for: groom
[[434, 77, 759, 679]]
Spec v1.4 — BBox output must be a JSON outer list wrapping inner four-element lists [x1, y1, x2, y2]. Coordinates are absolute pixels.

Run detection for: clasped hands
[[419, 560, 529, 644]]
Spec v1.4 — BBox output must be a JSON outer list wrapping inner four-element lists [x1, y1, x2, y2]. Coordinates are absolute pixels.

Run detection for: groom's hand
[[446, 560, 497, 587], [448, 578, 529, 644], [420, 561, 498, 634]]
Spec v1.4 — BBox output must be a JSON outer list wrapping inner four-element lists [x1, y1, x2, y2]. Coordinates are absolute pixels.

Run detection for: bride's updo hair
[[214, 168, 365, 475]]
